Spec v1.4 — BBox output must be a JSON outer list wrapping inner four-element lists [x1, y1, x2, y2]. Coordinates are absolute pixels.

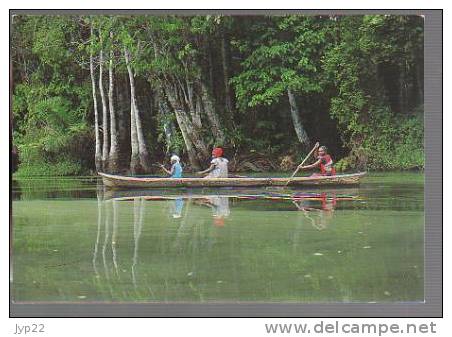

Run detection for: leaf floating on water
[[313, 253, 323, 256], [363, 246, 372, 249]]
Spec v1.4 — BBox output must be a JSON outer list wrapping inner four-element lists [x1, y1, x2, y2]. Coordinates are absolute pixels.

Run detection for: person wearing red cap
[[197, 147, 229, 178]]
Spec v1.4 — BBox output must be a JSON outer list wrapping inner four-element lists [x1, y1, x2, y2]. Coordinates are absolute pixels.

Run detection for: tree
[[232, 16, 326, 149], [89, 23, 102, 171], [98, 32, 110, 170], [323, 15, 424, 169], [108, 31, 119, 172], [123, 45, 151, 173]]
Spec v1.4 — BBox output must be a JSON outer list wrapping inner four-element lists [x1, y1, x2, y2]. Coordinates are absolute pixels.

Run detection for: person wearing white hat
[[160, 154, 183, 178]]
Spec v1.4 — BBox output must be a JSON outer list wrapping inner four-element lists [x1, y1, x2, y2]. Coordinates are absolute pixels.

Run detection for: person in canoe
[[197, 147, 229, 178], [160, 155, 183, 178], [298, 145, 336, 176]]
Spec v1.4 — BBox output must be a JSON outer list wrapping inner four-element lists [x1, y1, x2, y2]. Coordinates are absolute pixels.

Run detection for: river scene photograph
[[11, 13, 424, 306]]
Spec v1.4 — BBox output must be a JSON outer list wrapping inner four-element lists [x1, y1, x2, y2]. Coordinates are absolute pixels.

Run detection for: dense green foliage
[[11, 14, 424, 176]]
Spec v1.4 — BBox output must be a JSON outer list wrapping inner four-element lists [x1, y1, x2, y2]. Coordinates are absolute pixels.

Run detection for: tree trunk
[[117, 73, 130, 166], [99, 46, 109, 170], [156, 87, 177, 155], [174, 108, 201, 170], [207, 40, 215, 94], [221, 31, 234, 116], [133, 98, 151, 172], [90, 25, 102, 172], [124, 47, 151, 173], [185, 79, 202, 128], [165, 84, 209, 167], [124, 47, 140, 174], [287, 88, 310, 148], [108, 34, 119, 173], [201, 81, 225, 144]]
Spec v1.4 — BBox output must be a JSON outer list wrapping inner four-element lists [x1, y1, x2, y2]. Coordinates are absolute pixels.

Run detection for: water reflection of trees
[[132, 198, 144, 288], [92, 189, 237, 299], [93, 190, 352, 262], [91, 189, 370, 300]]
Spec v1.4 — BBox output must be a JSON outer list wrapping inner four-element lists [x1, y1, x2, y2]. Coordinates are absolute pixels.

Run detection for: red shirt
[[318, 154, 336, 175]]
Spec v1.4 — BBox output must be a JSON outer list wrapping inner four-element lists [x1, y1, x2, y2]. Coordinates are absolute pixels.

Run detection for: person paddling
[[298, 145, 336, 176], [198, 147, 229, 178], [160, 155, 183, 178]]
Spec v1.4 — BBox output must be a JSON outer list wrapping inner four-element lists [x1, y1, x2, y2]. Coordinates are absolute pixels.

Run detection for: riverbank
[[13, 149, 424, 178]]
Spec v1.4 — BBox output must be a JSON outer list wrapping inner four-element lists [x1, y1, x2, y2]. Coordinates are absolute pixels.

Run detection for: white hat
[[170, 155, 180, 162]]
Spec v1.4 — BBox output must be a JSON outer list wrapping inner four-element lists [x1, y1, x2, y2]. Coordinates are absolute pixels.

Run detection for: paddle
[[285, 142, 319, 186]]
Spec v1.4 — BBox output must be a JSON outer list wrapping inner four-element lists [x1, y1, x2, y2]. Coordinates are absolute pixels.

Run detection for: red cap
[[212, 147, 224, 157]]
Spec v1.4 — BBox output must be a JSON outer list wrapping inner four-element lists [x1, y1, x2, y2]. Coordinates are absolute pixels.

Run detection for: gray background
[[9, 9, 442, 317]]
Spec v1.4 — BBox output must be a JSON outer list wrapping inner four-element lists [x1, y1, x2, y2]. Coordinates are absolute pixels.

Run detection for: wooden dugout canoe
[[98, 171, 367, 189]]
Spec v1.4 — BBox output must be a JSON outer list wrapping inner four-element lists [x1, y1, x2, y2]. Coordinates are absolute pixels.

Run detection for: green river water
[[11, 172, 424, 303]]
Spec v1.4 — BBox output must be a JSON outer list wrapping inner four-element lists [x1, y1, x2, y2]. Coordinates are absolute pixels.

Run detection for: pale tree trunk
[[133, 98, 151, 172], [99, 46, 110, 170], [130, 102, 140, 174], [174, 108, 201, 170], [124, 48, 140, 173], [287, 88, 310, 148], [184, 78, 202, 128], [180, 110, 209, 162], [165, 85, 209, 166], [156, 87, 177, 155], [221, 31, 234, 116], [201, 82, 225, 144], [124, 47, 151, 173], [90, 25, 102, 172], [108, 33, 119, 173], [117, 73, 130, 168]]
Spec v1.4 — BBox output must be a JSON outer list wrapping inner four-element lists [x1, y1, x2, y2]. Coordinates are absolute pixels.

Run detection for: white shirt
[[207, 157, 229, 178]]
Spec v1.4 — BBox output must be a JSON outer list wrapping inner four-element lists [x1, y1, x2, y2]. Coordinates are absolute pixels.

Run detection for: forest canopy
[[11, 14, 424, 176]]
